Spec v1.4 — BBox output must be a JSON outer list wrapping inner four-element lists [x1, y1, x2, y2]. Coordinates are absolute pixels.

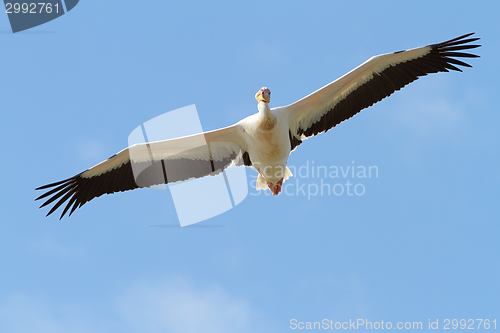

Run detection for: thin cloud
[[116, 277, 267, 333], [387, 77, 467, 139], [26, 234, 86, 260], [76, 138, 106, 163], [0, 293, 100, 333], [0, 277, 274, 333]]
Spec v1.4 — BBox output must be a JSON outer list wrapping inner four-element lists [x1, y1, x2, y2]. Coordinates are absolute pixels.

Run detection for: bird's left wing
[[36, 124, 248, 219], [285, 33, 480, 151]]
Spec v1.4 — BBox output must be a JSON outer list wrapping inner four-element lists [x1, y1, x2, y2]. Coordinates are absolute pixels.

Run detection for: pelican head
[[255, 87, 271, 103]]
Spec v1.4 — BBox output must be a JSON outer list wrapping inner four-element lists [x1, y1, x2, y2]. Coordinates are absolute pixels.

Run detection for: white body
[[238, 102, 291, 186]]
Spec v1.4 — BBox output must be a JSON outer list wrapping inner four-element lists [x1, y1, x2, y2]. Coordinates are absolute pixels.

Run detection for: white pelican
[[36, 33, 480, 218]]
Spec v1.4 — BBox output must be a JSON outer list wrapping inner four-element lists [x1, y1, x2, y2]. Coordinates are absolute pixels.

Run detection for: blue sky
[[1, 1, 499, 332]]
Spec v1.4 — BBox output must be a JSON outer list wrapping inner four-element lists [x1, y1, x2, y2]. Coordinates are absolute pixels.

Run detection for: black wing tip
[[431, 33, 481, 71], [35, 172, 84, 191], [36, 175, 79, 217], [443, 32, 479, 43], [35, 179, 67, 191], [430, 33, 480, 50], [456, 32, 475, 39], [41, 206, 65, 219], [36, 160, 137, 219]]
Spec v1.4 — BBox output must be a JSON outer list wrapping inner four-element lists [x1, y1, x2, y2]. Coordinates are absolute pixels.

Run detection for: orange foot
[[268, 179, 283, 196]]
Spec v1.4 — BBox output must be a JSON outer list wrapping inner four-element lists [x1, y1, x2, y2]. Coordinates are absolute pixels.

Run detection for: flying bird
[[36, 33, 480, 219]]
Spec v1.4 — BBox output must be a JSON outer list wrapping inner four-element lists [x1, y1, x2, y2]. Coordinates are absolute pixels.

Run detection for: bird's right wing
[[36, 124, 248, 219]]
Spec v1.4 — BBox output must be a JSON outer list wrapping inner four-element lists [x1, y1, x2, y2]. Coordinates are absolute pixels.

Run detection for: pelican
[[36, 33, 480, 218]]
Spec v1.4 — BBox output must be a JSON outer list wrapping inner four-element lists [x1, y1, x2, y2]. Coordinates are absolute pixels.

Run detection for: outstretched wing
[[285, 33, 480, 151], [36, 125, 248, 219]]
